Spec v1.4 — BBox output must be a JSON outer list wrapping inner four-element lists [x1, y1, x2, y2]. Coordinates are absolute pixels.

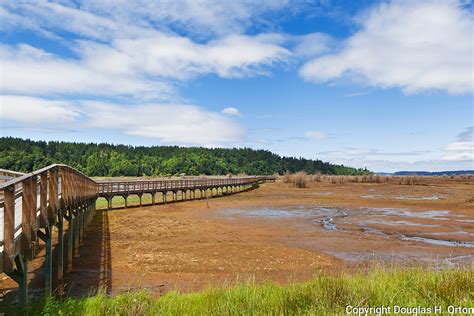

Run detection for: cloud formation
[[300, 0, 473, 94], [0, 0, 291, 101], [0, 96, 243, 146], [0, 44, 172, 99], [221, 107, 242, 116], [1, 1, 292, 39], [442, 126, 474, 162], [84, 101, 244, 146], [84, 33, 289, 80], [0, 33, 288, 99], [0, 95, 80, 123], [0, 1, 288, 146], [1, 0, 472, 161]]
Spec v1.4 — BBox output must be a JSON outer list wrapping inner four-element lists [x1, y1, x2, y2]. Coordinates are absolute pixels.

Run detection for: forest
[[0, 137, 370, 176]]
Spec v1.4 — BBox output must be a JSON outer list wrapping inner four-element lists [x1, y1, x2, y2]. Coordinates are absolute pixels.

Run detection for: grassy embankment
[[96, 195, 154, 209], [95, 191, 204, 209], [6, 267, 473, 315]]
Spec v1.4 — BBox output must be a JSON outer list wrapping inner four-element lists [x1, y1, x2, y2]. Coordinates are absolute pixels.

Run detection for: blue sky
[[0, 0, 472, 172]]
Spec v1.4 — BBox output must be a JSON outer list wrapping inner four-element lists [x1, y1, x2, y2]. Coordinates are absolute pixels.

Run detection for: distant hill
[[0, 137, 370, 177], [393, 170, 474, 176]]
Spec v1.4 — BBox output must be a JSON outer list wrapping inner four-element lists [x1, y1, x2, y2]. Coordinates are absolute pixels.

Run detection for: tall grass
[[280, 172, 309, 188], [278, 173, 449, 185], [6, 267, 473, 315], [282, 171, 292, 184], [292, 171, 308, 188]]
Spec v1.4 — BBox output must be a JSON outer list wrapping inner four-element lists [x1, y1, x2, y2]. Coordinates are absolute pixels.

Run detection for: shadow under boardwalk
[[0, 209, 112, 305], [63, 209, 112, 297]]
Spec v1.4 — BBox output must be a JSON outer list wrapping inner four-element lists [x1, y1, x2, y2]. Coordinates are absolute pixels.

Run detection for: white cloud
[[221, 107, 242, 116], [0, 44, 173, 99], [292, 33, 334, 58], [0, 95, 244, 146], [441, 152, 473, 162], [305, 130, 326, 139], [1, 1, 292, 39], [300, 0, 473, 94], [0, 1, 293, 147], [0, 1, 290, 100], [81, 33, 290, 80], [0, 32, 288, 98], [442, 126, 474, 162], [1, 1, 155, 41], [315, 148, 472, 172], [0, 95, 80, 123], [445, 142, 474, 152], [77, 0, 292, 36], [83, 101, 244, 146]]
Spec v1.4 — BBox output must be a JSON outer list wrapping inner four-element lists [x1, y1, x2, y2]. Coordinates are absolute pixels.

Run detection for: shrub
[[292, 172, 308, 188], [282, 171, 292, 183]]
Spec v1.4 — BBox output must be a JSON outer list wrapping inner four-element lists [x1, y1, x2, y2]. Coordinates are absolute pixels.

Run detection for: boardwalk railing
[[0, 165, 275, 303], [0, 164, 97, 303], [0, 168, 25, 183], [98, 177, 257, 194], [96, 176, 272, 209]]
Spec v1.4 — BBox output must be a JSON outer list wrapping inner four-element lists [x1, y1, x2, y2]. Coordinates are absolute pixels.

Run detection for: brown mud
[[1, 177, 473, 299]]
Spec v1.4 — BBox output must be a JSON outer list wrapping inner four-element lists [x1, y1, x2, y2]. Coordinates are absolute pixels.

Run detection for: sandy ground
[[1, 177, 473, 300]]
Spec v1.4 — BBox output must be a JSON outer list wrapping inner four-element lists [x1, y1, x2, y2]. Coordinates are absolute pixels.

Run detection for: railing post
[[22, 178, 33, 250], [3, 185, 15, 273], [67, 208, 73, 272], [57, 208, 64, 284], [80, 204, 85, 245], [0, 165, 105, 302], [40, 173, 48, 227], [44, 224, 52, 297], [15, 253, 28, 304], [48, 169, 58, 222], [74, 205, 80, 258]]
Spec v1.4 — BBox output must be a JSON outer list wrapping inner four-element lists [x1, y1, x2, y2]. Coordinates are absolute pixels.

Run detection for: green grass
[[5, 266, 473, 315], [96, 194, 155, 209], [95, 191, 196, 209]]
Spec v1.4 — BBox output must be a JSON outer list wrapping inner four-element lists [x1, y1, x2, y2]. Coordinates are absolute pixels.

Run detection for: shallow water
[[220, 206, 336, 219], [218, 205, 474, 266], [395, 196, 442, 200], [399, 235, 474, 248], [360, 195, 384, 199], [219, 206, 473, 248], [364, 208, 452, 220], [220, 206, 346, 231], [363, 219, 442, 228], [321, 217, 337, 230], [360, 194, 445, 201]]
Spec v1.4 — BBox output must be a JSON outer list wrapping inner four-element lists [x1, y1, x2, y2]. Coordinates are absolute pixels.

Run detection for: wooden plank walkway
[[0, 164, 275, 303]]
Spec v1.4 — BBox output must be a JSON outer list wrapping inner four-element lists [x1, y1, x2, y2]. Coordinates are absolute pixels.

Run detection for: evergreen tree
[[0, 137, 370, 176]]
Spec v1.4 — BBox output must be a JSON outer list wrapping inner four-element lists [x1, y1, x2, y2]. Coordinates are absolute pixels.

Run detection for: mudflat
[[1, 177, 472, 298]]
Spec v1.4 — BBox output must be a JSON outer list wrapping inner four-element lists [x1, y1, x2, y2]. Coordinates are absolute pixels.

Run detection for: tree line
[[0, 137, 370, 176]]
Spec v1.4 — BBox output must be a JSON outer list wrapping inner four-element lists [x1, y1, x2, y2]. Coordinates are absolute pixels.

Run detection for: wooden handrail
[[0, 164, 275, 302], [0, 165, 97, 272], [95, 176, 268, 196], [0, 164, 275, 273]]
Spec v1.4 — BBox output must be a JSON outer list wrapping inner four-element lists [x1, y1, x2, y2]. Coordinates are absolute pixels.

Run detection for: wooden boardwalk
[[0, 164, 274, 303], [96, 176, 271, 209]]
